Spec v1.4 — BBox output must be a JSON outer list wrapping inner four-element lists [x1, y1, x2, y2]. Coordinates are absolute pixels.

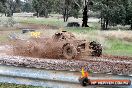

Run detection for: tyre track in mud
[[0, 54, 131, 76], [80, 55, 132, 64]]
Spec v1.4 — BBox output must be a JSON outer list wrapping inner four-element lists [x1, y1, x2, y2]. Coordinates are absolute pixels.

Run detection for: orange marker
[[81, 67, 89, 78]]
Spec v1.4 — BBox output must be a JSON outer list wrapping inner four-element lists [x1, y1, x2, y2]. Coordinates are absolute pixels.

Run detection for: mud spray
[[11, 31, 102, 59]]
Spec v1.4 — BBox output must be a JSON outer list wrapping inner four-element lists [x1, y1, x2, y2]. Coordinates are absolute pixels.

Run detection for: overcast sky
[[20, 0, 24, 2]]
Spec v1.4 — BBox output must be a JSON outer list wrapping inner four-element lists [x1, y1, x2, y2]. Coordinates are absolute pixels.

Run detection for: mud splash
[[11, 31, 102, 59], [11, 37, 64, 59]]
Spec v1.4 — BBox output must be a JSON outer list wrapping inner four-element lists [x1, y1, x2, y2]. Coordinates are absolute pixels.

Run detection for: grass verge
[[0, 83, 42, 88], [65, 28, 132, 56], [15, 17, 64, 27]]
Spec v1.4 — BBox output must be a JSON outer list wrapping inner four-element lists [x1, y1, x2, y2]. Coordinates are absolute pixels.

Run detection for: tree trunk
[[63, 8, 66, 22], [103, 20, 106, 30], [101, 18, 104, 30], [37, 11, 39, 18], [82, 5, 89, 27], [66, 14, 68, 22], [5, 13, 6, 16], [45, 9, 48, 18], [11, 10, 13, 16], [105, 19, 108, 30], [66, 8, 68, 22], [130, 19, 132, 30], [101, 12, 103, 29], [101, 18, 107, 30], [63, 16, 66, 22], [105, 0, 109, 30]]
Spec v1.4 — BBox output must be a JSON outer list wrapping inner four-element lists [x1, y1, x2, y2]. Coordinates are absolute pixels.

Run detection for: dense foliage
[[0, 0, 132, 29], [0, 0, 6, 13], [0, 0, 21, 16], [93, 0, 132, 30], [32, 0, 82, 20]]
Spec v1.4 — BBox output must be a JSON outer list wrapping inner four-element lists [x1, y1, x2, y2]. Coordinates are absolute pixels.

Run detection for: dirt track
[[0, 42, 132, 76], [0, 54, 131, 76], [0, 44, 132, 76]]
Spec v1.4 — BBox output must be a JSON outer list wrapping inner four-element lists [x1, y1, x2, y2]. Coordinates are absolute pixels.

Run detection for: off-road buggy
[[49, 31, 102, 59], [12, 31, 102, 59]]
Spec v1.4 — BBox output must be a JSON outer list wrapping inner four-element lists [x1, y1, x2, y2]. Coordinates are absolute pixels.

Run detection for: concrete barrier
[[0, 64, 131, 88]]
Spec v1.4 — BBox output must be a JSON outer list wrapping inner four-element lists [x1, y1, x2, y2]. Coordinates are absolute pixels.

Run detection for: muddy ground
[[0, 26, 132, 76], [0, 54, 131, 76], [0, 45, 132, 76]]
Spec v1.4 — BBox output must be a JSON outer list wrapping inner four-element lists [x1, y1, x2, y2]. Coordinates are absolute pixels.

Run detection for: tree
[[92, 0, 128, 30], [63, 0, 71, 22], [4, 0, 21, 17], [15, 0, 21, 12], [0, 0, 6, 14], [82, 4, 89, 27], [69, 0, 82, 18], [126, 0, 132, 29], [6, 0, 15, 16], [22, 2, 32, 12], [32, 0, 39, 17], [82, 0, 93, 27], [61, 0, 82, 22], [32, 0, 53, 17], [51, 0, 63, 14], [0, 2, 5, 13]]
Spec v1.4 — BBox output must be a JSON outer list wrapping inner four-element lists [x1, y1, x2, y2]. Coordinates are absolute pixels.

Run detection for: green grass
[[15, 17, 64, 27], [64, 27, 132, 56], [103, 39, 132, 56], [0, 30, 20, 44], [0, 35, 8, 43], [14, 17, 100, 29], [0, 83, 43, 88], [66, 27, 96, 32], [107, 39, 132, 50], [0, 17, 132, 56], [103, 50, 132, 56], [0, 31, 10, 44]]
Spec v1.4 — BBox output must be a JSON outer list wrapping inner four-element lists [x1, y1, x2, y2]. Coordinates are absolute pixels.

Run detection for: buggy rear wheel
[[63, 44, 77, 59], [89, 41, 102, 57]]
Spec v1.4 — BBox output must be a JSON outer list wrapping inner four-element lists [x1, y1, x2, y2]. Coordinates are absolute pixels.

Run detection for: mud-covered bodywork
[[12, 31, 102, 59], [50, 31, 102, 59]]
